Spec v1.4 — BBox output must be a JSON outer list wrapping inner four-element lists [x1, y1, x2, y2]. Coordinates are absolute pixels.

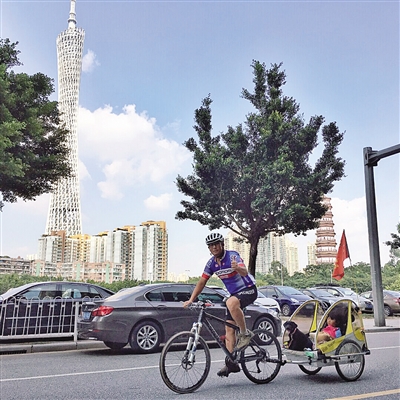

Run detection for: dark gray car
[[78, 283, 282, 353]]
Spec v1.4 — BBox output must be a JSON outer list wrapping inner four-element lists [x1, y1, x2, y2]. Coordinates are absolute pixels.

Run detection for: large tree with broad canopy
[[176, 61, 345, 276]]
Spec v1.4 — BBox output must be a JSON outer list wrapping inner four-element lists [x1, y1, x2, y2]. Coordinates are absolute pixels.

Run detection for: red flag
[[332, 230, 350, 280]]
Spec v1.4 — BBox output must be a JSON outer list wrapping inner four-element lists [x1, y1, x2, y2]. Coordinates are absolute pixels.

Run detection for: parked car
[[313, 285, 373, 313], [78, 283, 282, 353], [258, 285, 312, 316], [360, 290, 400, 316], [0, 281, 114, 338], [301, 288, 340, 311], [254, 290, 281, 314], [206, 285, 281, 315]]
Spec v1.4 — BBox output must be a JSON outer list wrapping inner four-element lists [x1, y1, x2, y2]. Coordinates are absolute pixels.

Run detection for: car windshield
[[340, 288, 356, 296], [257, 291, 267, 298], [278, 286, 303, 296], [0, 283, 36, 298], [107, 286, 144, 300], [312, 289, 335, 297], [386, 290, 400, 297]]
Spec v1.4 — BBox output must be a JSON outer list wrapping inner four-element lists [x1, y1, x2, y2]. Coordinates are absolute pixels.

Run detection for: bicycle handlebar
[[187, 301, 214, 309]]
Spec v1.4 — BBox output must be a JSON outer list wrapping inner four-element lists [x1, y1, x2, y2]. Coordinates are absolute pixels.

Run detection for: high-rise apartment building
[[307, 242, 317, 265], [132, 221, 168, 281], [226, 231, 299, 275], [45, 0, 84, 237], [36, 221, 168, 282]]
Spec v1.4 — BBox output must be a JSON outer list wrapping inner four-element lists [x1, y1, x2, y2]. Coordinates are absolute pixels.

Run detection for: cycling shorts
[[225, 285, 257, 321]]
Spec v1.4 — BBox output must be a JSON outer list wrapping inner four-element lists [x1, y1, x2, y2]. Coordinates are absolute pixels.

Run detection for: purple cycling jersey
[[202, 250, 256, 295]]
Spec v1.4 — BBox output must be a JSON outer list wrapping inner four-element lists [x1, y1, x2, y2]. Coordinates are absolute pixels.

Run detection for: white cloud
[[77, 105, 190, 200], [82, 49, 100, 73], [330, 197, 369, 265], [4, 194, 50, 216], [144, 193, 173, 211]]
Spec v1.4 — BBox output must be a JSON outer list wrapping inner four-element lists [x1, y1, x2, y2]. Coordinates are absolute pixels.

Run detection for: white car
[[314, 286, 373, 313], [254, 290, 281, 315]]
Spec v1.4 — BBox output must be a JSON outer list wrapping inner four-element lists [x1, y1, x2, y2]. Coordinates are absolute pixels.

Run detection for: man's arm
[[183, 277, 208, 308]]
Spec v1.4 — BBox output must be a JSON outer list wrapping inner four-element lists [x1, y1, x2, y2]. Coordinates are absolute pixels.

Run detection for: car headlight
[[267, 308, 279, 318]]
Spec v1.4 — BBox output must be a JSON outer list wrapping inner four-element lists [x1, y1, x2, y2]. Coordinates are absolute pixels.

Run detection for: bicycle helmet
[[205, 232, 224, 245]]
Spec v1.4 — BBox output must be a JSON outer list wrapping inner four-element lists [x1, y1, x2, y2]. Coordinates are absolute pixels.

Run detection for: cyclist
[[183, 232, 257, 377]]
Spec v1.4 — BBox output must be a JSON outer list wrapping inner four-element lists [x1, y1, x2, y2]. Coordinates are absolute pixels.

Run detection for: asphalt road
[[0, 331, 399, 400]]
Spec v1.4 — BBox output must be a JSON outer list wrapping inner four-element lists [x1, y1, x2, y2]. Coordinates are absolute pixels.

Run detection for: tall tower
[[315, 196, 337, 264], [45, 0, 84, 236]]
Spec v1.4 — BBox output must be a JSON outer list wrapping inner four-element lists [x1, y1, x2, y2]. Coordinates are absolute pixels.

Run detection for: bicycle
[[159, 301, 283, 394]]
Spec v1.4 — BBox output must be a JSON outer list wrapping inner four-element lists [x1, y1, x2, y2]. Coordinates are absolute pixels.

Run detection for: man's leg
[[226, 295, 253, 351], [226, 296, 246, 334], [224, 322, 236, 353], [217, 322, 240, 377]]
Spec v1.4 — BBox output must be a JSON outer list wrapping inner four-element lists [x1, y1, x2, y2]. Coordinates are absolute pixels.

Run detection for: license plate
[[82, 311, 91, 320]]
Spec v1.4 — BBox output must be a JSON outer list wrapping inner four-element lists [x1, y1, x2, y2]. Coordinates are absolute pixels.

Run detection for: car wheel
[[252, 317, 275, 345], [253, 317, 276, 336], [103, 341, 127, 350], [281, 304, 292, 316], [384, 305, 392, 317], [129, 321, 161, 353]]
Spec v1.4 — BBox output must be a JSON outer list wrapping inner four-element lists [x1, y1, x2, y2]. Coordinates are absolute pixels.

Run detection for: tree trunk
[[247, 237, 260, 277]]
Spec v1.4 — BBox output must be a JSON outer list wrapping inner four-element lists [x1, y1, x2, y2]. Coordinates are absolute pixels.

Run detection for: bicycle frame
[[187, 303, 243, 364]]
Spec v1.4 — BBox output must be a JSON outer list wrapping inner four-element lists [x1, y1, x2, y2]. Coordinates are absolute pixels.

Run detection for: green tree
[[269, 261, 289, 285], [0, 38, 71, 205], [385, 223, 400, 264], [176, 61, 345, 275]]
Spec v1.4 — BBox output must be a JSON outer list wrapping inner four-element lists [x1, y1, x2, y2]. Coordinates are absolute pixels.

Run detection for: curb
[[0, 340, 107, 355], [364, 326, 400, 333]]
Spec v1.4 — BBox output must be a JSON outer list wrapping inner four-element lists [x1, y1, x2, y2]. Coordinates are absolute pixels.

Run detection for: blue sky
[[1, 0, 399, 277]]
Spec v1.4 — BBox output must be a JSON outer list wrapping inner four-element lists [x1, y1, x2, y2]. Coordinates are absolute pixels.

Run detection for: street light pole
[[364, 144, 400, 327]]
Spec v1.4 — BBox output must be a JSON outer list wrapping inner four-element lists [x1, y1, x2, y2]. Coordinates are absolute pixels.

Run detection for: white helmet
[[205, 232, 224, 245]]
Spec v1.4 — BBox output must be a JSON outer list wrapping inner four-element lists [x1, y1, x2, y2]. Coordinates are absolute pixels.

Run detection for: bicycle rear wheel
[[334, 340, 365, 382], [240, 329, 282, 384], [160, 331, 211, 394]]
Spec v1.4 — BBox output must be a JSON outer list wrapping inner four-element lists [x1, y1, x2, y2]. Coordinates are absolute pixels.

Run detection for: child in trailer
[[317, 307, 345, 343]]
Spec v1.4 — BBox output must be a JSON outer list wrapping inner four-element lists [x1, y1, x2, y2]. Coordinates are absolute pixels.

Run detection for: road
[[0, 331, 399, 400]]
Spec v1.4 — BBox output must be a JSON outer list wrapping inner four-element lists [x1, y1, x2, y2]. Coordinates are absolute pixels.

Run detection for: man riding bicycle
[[183, 232, 257, 377]]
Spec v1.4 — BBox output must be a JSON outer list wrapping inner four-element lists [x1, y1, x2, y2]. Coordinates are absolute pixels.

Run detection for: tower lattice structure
[[45, 0, 84, 236]]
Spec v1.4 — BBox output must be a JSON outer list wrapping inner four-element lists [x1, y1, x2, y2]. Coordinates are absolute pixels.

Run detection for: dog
[[283, 321, 313, 351]]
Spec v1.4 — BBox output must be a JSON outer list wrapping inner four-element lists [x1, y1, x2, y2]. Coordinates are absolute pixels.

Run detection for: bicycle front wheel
[[159, 331, 211, 394], [241, 329, 282, 384]]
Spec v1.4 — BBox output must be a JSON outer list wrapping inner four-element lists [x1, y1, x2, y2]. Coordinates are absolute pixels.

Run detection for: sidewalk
[[1, 317, 398, 355], [362, 315, 400, 333]]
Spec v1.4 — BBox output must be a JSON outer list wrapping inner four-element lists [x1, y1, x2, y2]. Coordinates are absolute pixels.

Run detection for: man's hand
[[183, 300, 193, 308], [231, 255, 247, 276]]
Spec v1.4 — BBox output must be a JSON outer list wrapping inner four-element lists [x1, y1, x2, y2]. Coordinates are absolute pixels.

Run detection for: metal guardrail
[[0, 297, 83, 341]]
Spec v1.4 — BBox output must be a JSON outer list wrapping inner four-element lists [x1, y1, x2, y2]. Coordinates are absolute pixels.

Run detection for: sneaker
[[217, 360, 240, 377], [235, 329, 253, 350]]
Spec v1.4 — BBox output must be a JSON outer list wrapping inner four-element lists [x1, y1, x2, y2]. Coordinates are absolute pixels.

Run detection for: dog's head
[[283, 320, 298, 334]]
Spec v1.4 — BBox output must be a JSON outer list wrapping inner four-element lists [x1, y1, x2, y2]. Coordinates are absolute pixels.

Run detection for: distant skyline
[[1, 0, 399, 276]]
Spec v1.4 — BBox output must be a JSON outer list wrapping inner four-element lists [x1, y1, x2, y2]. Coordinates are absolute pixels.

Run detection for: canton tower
[[45, 0, 84, 236]]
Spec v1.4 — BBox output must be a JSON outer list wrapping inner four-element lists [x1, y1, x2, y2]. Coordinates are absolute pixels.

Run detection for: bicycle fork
[[184, 321, 203, 365]]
